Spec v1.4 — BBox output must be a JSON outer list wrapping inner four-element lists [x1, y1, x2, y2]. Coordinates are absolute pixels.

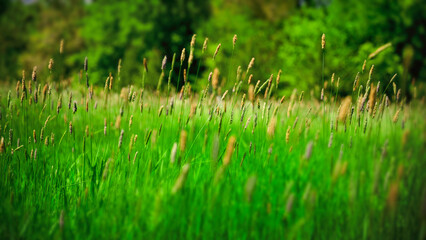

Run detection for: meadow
[[0, 35, 425, 239]]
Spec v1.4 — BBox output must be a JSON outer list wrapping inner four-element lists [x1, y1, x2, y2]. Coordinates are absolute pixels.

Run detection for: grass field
[[1, 36, 425, 239]]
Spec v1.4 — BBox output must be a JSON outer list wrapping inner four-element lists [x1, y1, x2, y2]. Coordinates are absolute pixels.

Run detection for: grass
[[0, 35, 425, 240]]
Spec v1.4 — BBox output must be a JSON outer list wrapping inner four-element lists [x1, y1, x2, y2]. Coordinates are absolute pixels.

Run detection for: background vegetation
[[0, 0, 425, 97]]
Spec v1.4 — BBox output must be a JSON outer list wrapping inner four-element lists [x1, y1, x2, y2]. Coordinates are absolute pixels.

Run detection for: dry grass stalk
[[247, 58, 255, 74], [368, 42, 392, 59], [202, 38, 208, 53], [213, 43, 221, 60]]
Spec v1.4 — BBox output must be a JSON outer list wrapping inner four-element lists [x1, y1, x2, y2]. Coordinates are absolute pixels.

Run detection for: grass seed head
[[368, 83, 376, 113], [213, 43, 221, 60], [304, 141, 313, 160], [267, 117, 277, 138], [223, 136, 236, 166], [170, 143, 178, 164], [247, 58, 255, 73], [33, 129, 37, 143], [338, 97, 352, 123], [32, 66, 37, 82], [180, 48, 186, 64], [0, 137, 4, 154], [190, 34, 196, 49], [48, 58, 54, 71], [118, 129, 124, 149], [59, 39, 64, 54], [286, 126, 291, 143], [161, 55, 167, 70], [212, 68, 220, 90], [393, 108, 401, 123], [179, 130, 187, 153], [202, 38, 208, 53]]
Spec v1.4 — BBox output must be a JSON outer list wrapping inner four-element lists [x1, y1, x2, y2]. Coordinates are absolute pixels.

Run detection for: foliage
[[0, 0, 424, 97], [80, 0, 210, 87]]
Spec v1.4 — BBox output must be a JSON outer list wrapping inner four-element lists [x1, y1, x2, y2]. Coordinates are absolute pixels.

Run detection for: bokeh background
[[1, 0, 425, 97]]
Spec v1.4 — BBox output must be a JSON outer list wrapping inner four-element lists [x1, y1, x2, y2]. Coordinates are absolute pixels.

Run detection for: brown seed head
[[223, 136, 236, 166], [143, 58, 148, 72], [213, 43, 221, 60], [0, 137, 4, 154], [248, 74, 253, 85], [248, 84, 255, 102], [276, 69, 282, 86], [190, 34, 196, 49], [179, 130, 187, 153], [286, 126, 291, 143], [247, 57, 255, 73], [368, 83, 376, 113], [59, 39, 64, 54], [48, 58, 54, 71], [212, 68, 220, 90], [338, 97, 352, 123], [393, 108, 401, 123], [267, 117, 277, 138], [202, 38, 208, 53], [32, 66, 37, 82]]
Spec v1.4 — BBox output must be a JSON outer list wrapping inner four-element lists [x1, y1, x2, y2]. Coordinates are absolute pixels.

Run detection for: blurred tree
[[80, 0, 210, 88], [0, 0, 424, 99], [0, 0, 35, 81], [19, 0, 85, 87]]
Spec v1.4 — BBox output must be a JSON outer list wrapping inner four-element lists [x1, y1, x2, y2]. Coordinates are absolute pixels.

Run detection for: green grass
[[0, 45, 425, 239]]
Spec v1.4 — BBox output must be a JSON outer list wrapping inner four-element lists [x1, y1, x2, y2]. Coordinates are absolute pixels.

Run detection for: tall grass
[[0, 34, 425, 240]]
